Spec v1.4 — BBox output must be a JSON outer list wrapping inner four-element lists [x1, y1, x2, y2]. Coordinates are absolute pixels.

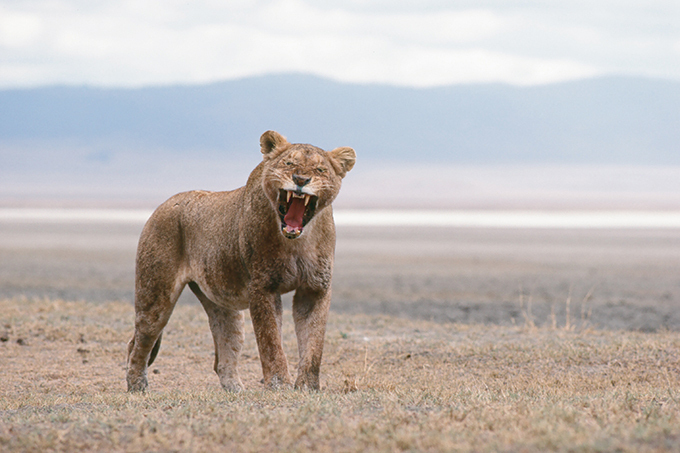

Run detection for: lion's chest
[[260, 250, 333, 295], [196, 245, 332, 310]]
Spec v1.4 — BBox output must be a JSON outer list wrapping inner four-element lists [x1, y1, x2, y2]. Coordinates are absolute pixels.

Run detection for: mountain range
[[1, 74, 679, 207], [2, 74, 679, 163]]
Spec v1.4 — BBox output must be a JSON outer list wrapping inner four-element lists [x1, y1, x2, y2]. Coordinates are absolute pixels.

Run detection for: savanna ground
[[1, 222, 680, 451]]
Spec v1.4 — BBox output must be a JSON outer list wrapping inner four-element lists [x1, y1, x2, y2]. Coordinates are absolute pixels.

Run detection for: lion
[[126, 131, 355, 393]]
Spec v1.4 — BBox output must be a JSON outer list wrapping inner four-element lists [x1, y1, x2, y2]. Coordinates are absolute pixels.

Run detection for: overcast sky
[[0, 0, 678, 89]]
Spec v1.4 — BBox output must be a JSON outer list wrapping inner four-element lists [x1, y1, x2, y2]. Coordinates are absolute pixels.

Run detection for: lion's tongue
[[284, 197, 306, 229]]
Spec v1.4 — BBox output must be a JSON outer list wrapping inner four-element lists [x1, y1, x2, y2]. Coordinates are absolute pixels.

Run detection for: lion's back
[[137, 189, 244, 265]]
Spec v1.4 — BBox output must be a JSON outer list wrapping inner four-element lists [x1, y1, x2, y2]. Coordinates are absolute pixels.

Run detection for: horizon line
[[2, 207, 680, 229]]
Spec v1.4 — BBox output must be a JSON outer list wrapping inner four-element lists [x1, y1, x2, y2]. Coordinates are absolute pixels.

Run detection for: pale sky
[[0, 0, 678, 89]]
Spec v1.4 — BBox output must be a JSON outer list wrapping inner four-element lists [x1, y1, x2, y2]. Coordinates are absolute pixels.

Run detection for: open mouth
[[277, 189, 319, 239]]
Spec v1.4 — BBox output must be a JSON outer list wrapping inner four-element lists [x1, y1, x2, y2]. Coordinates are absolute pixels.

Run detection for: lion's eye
[[316, 167, 325, 173], [285, 161, 293, 166]]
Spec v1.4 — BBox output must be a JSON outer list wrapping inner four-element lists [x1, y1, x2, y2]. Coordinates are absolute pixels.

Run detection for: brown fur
[[126, 131, 355, 392]]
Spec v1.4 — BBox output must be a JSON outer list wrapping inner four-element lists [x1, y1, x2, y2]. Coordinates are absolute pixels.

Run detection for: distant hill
[[2, 74, 679, 208], [1, 74, 679, 164]]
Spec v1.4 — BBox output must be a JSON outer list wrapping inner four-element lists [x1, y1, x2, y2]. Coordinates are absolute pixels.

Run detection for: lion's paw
[[126, 375, 149, 393], [294, 374, 320, 391], [266, 374, 294, 390], [220, 378, 245, 393]]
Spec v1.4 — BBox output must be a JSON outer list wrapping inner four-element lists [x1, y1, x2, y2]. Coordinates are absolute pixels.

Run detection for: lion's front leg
[[292, 287, 331, 390], [249, 290, 293, 388]]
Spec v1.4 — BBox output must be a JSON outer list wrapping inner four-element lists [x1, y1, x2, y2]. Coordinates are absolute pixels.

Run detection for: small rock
[[16, 338, 26, 346], [343, 376, 358, 393]]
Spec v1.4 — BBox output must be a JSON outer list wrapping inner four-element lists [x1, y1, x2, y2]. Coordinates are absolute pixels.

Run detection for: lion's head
[[259, 131, 356, 239]]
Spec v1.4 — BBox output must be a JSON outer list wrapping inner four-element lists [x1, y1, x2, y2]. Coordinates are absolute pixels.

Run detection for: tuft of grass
[[1, 298, 679, 452]]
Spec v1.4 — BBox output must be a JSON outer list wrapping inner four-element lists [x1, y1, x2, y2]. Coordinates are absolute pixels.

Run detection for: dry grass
[[1, 298, 679, 452]]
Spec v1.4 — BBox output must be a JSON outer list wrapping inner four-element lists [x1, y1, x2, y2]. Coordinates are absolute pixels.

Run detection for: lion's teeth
[[304, 194, 310, 206], [286, 191, 292, 203]]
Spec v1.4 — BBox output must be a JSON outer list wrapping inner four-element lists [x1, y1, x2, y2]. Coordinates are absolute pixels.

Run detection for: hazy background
[[2, 1, 680, 330], [1, 0, 679, 208]]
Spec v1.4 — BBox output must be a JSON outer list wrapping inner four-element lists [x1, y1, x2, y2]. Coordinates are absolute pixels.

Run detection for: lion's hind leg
[[125, 332, 162, 387], [147, 332, 162, 365], [126, 264, 185, 393], [126, 332, 161, 367], [189, 282, 245, 392]]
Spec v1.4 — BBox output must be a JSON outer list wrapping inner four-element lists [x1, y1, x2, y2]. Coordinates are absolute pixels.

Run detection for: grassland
[[1, 297, 679, 452]]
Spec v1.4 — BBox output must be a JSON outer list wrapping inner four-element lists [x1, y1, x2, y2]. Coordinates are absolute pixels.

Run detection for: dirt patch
[[1, 298, 679, 452], [1, 222, 679, 331]]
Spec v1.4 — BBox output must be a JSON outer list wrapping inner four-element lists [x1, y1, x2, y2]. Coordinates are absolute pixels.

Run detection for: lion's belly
[[192, 276, 251, 311], [213, 291, 251, 311], [187, 255, 251, 310]]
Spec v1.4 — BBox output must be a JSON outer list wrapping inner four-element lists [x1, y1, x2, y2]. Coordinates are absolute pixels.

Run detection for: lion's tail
[[126, 332, 163, 368]]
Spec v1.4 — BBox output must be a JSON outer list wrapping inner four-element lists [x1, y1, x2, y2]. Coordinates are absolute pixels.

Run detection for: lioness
[[126, 131, 356, 392]]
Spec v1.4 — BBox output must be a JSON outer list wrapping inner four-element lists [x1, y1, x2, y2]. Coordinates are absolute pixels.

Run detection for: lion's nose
[[292, 174, 311, 187]]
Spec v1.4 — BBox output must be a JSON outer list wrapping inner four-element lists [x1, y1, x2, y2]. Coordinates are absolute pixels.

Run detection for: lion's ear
[[260, 131, 289, 155], [328, 147, 356, 178]]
